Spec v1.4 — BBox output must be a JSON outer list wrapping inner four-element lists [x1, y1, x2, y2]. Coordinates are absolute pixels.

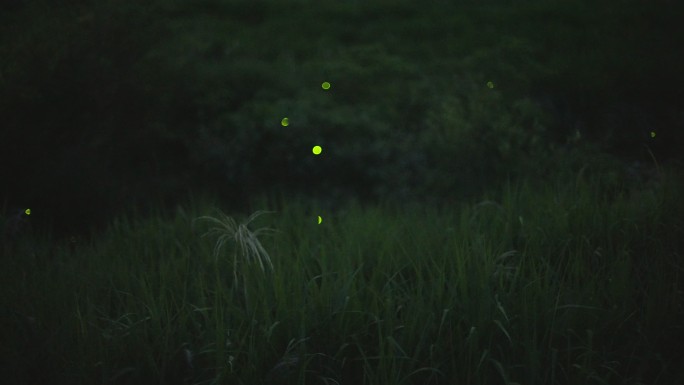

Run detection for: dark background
[[2, 0, 683, 239]]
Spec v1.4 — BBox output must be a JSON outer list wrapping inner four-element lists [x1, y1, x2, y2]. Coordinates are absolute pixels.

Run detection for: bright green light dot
[[317, 215, 322, 224], [312, 145, 322, 155], [486, 81, 495, 89], [650, 131, 656, 138], [281, 117, 289, 127], [322, 81, 331, 90], [25, 208, 31, 216]]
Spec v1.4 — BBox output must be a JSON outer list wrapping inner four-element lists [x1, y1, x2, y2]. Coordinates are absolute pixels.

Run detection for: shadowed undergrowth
[[1, 164, 683, 385]]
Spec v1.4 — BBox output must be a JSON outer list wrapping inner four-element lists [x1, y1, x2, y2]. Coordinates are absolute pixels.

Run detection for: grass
[[1, 0, 683, 383], [194, 209, 276, 312], [1, 164, 683, 384]]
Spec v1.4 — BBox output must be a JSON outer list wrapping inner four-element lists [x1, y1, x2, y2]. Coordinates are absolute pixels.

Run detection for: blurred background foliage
[[1, 0, 682, 238]]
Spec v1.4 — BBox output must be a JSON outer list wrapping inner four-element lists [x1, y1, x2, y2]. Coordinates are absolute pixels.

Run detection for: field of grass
[[2, 164, 683, 384]]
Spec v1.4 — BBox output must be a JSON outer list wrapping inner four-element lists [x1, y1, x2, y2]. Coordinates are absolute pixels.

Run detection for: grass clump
[[194, 210, 276, 309]]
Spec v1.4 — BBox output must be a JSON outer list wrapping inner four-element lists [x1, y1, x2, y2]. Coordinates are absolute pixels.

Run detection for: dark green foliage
[[1, 169, 683, 384], [1, 0, 682, 238]]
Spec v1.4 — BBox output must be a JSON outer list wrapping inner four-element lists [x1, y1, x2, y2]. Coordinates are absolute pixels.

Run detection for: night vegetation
[[1, 0, 683, 383]]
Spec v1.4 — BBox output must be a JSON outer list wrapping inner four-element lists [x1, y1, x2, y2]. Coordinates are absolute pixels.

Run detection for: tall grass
[[1, 166, 682, 384]]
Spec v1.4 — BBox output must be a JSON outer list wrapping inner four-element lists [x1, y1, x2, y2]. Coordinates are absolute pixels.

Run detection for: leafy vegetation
[[2, 166, 683, 384], [1, 0, 683, 383], [2, 0, 682, 234]]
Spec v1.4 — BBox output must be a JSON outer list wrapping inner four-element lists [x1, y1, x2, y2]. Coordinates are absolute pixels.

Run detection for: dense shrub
[[1, 0, 682, 237]]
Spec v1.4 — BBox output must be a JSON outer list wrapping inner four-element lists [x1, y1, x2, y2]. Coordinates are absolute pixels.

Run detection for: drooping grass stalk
[[194, 210, 277, 309]]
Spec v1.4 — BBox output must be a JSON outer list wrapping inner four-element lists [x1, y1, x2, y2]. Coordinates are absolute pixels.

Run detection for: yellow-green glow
[[24, 208, 31, 215], [486, 81, 495, 89], [317, 215, 322, 224], [651, 131, 656, 138], [281, 117, 289, 127], [312, 145, 322, 155], [321, 81, 331, 90]]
